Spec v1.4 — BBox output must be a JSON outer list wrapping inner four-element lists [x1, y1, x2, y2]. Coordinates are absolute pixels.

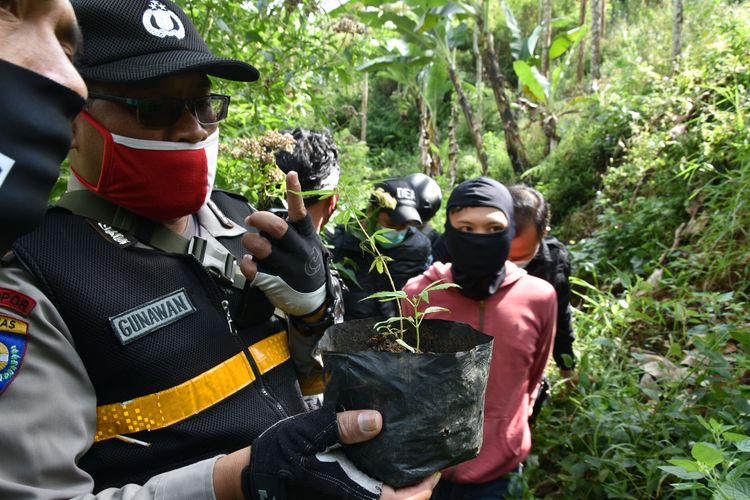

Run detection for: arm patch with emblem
[[0, 314, 29, 394]]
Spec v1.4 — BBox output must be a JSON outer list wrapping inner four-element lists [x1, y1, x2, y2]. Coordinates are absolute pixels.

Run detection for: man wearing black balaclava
[[441, 176, 516, 299], [0, 0, 87, 253], [402, 177, 558, 499]]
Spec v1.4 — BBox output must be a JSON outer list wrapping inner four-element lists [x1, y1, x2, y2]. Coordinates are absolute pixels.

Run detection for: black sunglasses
[[87, 92, 231, 128]]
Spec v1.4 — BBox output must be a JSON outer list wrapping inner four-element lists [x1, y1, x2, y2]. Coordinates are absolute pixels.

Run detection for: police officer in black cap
[[0, 1, 438, 499]]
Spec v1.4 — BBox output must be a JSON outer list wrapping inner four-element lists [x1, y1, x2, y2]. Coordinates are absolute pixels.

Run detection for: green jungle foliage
[[524, 2, 750, 498], [50, 0, 749, 497]]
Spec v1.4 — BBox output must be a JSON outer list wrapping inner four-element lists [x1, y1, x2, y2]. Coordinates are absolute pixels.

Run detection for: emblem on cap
[[142, 1, 185, 40]]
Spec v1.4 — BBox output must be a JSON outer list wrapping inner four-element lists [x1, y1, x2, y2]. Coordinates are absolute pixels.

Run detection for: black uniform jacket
[[524, 236, 576, 370], [12, 191, 306, 490]]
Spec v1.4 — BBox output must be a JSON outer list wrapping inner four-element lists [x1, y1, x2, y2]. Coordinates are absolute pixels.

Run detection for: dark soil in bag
[[318, 317, 493, 488]]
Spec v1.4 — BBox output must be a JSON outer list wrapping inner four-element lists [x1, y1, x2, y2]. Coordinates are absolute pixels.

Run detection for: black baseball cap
[[371, 178, 422, 225], [71, 0, 260, 83]]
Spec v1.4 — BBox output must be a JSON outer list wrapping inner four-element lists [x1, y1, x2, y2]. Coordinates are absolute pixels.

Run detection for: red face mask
[[71, 111, 219, 221]]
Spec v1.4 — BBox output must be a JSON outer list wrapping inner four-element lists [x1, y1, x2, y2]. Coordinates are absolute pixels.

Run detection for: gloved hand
[[244, 406, 382, 500], [241, 171, 328, 316]]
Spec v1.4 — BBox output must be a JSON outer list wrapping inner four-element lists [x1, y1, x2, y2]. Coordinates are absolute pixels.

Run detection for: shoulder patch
[[0, 287, 36, 316], [109, 288, 196, 345], [88, 220, 135, 248], [0, 314, 28, 394]]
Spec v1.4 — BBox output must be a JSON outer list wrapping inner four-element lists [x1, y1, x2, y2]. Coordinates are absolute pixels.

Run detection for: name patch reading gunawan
[[109, 289, 196, 345]]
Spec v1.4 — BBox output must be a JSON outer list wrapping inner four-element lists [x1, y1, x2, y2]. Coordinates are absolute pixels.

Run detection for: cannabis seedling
[[366, 279, 460, 353], [335, 185, 460, 352]]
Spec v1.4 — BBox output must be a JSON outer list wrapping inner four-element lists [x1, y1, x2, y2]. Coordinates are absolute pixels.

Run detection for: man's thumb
[[337, 410, 382, 445]]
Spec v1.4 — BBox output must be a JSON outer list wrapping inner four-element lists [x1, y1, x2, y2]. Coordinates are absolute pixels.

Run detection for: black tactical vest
[[13, 191, 306, 490]]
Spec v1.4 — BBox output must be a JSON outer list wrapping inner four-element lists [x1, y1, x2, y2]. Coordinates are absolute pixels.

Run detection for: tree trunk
[[447, 62, 488, 175], [600, 0, 606, 39], [480, 31, 531, 174], [448, 97, 459, 187], [576, 0, 587, 84], [418, 95, 431, 174], [418, 96, 444, 176], [472, 25, 483, 133], [671, 0, 683, 74], [360, 72, 369, 143], [540, 0, 553, 76], [428, 115, 443, 177], [542, 114, 560, 156], [590, 0, 601, 80]]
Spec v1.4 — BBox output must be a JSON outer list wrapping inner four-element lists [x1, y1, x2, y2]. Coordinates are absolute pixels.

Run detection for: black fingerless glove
[[250, 215, 327, 316], [242, 407, 382, 500]]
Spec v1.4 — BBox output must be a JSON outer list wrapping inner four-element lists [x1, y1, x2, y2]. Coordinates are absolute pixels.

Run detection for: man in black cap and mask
[[0, 0, 87, 253], [331, 177, 432, 320], [0, 1, 438, 499], [402, 177, 556, 499]]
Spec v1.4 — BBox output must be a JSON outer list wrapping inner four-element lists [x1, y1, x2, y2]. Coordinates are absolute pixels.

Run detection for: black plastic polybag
[[318, 318, 494, 488]]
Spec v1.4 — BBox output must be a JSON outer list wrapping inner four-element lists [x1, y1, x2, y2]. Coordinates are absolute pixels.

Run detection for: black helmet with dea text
[[406, 173, 442, 223]]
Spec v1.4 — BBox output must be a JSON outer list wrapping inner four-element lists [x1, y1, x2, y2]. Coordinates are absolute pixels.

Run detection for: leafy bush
[[527, 5, 750, 499], [526, 277, 750, 499]]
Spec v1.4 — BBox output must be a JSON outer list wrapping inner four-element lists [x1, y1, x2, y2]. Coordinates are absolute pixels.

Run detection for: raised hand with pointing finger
[[241, 171, 329, 318]]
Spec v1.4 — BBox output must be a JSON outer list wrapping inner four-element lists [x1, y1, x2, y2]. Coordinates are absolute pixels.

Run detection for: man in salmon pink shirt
[[403, 177, 557, 499]]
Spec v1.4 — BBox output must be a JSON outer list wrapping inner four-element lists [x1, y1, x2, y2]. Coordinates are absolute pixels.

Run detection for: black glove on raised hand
[[243, 406, 382, 500], [248, 214, 327, 317]]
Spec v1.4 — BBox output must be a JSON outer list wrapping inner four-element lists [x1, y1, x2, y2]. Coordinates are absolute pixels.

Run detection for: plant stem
[[355, 218, 405, 336]]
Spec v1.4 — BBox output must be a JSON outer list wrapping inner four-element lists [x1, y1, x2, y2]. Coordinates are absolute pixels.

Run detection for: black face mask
[[0, 60, 84, 253], [442, 177, 516, 300], [443, 223, 514, 300]]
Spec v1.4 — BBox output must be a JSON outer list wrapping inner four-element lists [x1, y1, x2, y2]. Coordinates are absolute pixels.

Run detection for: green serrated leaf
[[723, 432, 749, 443], [728, 464, 750, 483], [714, 479, 750, 500], [692, 442, 724, 467], [423, 306, 449, 315], [375, 259, 384, 274], [659, 466, 705, 480], [366, 290, 408, 300], [671, 482, 706, 491], [425, 282, 461, 292], [668, 459, 700, 472], [735, 438, 750, 452]]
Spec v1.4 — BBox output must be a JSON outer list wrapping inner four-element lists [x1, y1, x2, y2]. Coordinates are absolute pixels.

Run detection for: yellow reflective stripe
[[95, 331, 290, 442]]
